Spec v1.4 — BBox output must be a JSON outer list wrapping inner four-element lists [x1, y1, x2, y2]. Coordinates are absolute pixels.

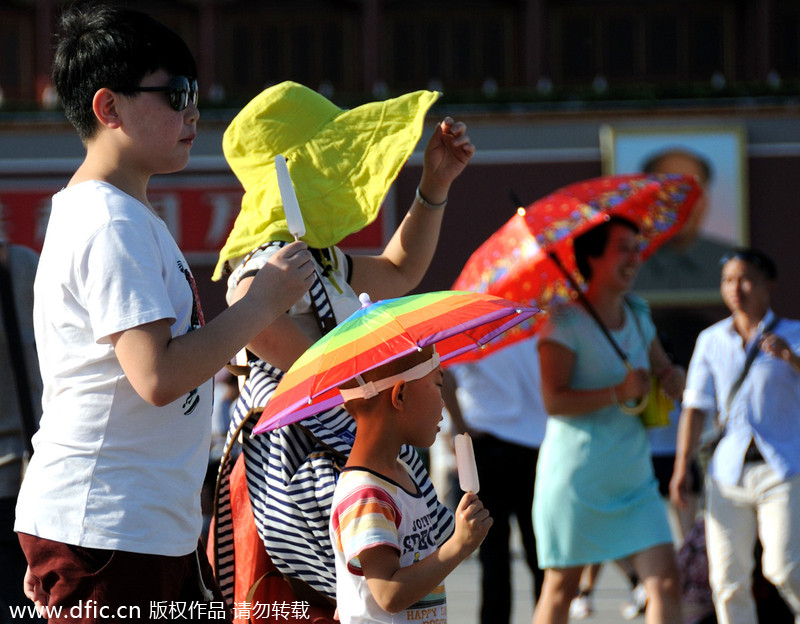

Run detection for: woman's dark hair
[[52, 4, 197, 142], [573, 216, 639, 282]]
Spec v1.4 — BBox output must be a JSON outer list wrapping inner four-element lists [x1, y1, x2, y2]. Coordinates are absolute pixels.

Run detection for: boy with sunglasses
[[14, 5, 314, 621]]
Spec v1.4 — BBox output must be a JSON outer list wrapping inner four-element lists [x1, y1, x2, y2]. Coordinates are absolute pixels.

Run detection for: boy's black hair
[[573, 216, 639, 282], [52, 4, 197, 142]]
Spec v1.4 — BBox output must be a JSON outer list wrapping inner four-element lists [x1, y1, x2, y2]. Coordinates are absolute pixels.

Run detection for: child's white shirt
[[330, 465, 447, 623], [15, 181, 212, 556]]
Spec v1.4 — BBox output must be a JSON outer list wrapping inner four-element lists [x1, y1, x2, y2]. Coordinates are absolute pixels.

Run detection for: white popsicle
[[275, 154, 306, 239], [454, 433, 480, 493]]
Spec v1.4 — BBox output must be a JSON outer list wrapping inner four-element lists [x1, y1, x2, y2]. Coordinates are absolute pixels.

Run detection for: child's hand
[[249, 241, 315, 313], [452, 492, 492, 555], [23, 566, 48, 616]]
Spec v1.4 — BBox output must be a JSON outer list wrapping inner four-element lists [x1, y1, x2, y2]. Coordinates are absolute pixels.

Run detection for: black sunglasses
[[125, 75, 198, 112]]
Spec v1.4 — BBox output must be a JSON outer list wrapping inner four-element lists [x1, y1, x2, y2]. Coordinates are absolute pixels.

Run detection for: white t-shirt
[[450, 337, 547, 448], [15, 181, 212, 557], [330, 466, 447, 624]]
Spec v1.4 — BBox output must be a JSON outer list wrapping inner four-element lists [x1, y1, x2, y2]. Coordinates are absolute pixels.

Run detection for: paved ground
[[445, 544, 644, 624]]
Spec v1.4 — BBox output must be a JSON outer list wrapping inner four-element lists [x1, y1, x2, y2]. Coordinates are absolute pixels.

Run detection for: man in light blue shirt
[[670, 248, 800, 624]]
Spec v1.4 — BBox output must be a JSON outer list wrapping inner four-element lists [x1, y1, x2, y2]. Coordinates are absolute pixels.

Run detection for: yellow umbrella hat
[[214, 81, 440, 280]]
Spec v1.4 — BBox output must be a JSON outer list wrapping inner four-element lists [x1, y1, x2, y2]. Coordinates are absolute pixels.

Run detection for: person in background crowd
[[0, 234, 42, 624], [533, 216, 683, 624], [443, 336, 547, 624], [671, 248, 800, 624]]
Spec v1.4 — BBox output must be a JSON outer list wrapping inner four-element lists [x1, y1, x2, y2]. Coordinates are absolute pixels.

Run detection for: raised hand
[[418, 117, 475, 203]]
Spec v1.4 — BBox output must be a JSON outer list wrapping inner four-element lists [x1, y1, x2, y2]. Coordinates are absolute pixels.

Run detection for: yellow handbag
[[640, 375, 673, 428], [616, 373, 672, 427]]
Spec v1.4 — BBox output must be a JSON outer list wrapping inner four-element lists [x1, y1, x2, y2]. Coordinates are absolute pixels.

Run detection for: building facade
[[3, 0, 800, 108]]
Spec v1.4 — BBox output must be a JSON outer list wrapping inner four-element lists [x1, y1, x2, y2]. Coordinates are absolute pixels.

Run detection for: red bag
[[245, 568, 337, 624], [209, 453, 336, 624]]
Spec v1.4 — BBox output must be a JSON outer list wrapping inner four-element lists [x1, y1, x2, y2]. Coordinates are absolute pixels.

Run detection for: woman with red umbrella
[[532, 216, 685, 624]]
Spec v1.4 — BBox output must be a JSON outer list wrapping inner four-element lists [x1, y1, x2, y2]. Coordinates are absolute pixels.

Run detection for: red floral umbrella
[[451, 173, 702, 362]]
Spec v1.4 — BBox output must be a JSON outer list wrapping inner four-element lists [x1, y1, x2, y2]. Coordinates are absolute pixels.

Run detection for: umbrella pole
[[508, 192, 632, 367]]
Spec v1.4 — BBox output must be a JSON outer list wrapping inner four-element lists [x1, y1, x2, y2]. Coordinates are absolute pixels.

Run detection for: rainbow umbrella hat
[[253, 290, 540, 434]]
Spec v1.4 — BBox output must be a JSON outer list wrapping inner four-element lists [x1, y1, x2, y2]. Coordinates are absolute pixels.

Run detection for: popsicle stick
[[275, 155, 306, 240]]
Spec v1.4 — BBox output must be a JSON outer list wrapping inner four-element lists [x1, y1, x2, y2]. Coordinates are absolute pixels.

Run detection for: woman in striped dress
[[212, 110, 474, 607]]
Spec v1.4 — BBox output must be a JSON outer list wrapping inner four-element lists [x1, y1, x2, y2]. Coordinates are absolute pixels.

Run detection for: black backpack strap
[[241, 242, 338, 337], [724, 316, 780, 416], [306, 249, 337, 336]]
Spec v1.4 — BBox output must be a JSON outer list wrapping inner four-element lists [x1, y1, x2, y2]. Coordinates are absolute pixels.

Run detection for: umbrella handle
[[617, 392, 650, 415], [616, 358, 650, 414]]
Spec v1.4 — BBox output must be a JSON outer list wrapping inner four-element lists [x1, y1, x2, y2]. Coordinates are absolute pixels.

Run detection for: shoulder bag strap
[[307, 248, 337, 337], [724, 316, 780, 415], [0, 244, 37, 456]]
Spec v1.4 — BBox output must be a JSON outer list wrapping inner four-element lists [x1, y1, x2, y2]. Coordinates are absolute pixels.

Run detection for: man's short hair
[[52, 4, 197, 141], [720, 248, 778, 281]]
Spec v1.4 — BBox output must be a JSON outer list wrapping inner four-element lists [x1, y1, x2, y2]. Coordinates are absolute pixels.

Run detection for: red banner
[[0, 180, 387, 259]]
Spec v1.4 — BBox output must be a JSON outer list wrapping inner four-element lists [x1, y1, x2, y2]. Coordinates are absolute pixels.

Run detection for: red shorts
[[18, 533, 231, 623]]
